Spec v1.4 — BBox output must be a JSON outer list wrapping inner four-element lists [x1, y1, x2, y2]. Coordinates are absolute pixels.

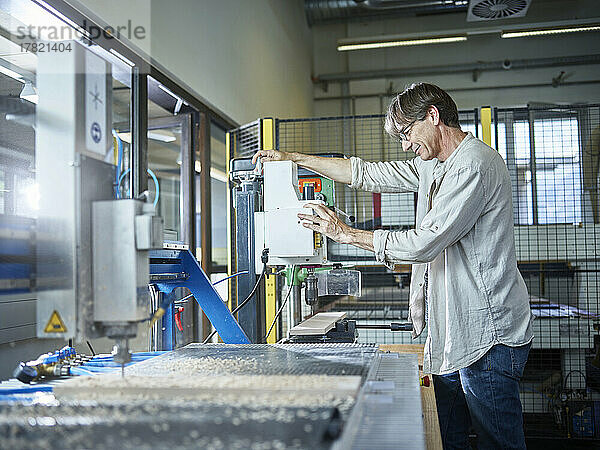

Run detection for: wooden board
[[289, 311, 347, 336], [379, 344, 442, 450]]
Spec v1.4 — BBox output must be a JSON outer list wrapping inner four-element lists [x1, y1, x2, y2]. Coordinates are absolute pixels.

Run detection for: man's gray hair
[[385, 83, 461, 139]]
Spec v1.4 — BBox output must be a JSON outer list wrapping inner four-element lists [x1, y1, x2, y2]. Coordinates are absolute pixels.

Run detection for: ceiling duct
[[467, 0, 531, 22], [304, 0, 468, 26]]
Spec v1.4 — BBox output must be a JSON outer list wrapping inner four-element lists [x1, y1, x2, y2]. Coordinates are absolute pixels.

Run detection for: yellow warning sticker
[[44, 310, 67, 333]]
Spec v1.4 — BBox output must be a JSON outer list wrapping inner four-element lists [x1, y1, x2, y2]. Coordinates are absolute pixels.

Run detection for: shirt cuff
[[373, 229, 391, 267], [348, 156, 363, 190]]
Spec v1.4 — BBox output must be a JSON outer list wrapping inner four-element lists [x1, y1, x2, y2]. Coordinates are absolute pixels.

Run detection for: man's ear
[[428, 106, 440, 125]]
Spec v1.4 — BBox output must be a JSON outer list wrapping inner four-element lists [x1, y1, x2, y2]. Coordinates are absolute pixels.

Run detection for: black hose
[[356, 322, 413, 331], [86, 340, 96, 356], [202, 265, 267, 344]]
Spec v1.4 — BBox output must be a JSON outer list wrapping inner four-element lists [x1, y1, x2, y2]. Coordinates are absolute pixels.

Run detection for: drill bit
[[112, 338, 131, 379]]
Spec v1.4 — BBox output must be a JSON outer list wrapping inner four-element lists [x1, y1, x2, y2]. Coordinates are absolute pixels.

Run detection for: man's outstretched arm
[[252, 150, 352, 185]]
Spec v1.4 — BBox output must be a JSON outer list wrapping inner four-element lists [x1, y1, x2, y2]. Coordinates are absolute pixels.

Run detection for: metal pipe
[[315, 79, 600, 101], [304, 0, 465, 26], [130, 67, 148, 199], [313, 54, 600, 84], [199, 112, 213, 342], [288, 284, 302, 330]]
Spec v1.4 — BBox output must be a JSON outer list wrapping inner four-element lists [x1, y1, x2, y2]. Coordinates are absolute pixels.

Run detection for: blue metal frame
[[162, 296, 175, 350], [150, 249, 250, 344]]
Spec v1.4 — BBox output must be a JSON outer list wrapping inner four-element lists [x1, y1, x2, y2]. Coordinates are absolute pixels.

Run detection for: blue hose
[[112, 129, 124, 199], [80, 361, 136, 368], [0, 394, 50, 402], [76, 366, 121, 373], [147, 168, 159, 208], [89, 355, 156, 360], [69, 367, 96, 376], [131, 351, 168, 357], [0, 385, 53, 395], [117, 168, 160, 207], [89, 351, 166, 362]]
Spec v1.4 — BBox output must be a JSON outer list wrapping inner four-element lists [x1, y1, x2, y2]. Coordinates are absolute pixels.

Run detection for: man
[[253, 82, 533, 449]]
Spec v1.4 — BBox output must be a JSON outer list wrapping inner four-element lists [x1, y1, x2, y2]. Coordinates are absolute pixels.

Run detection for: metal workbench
[[0, 343, 424, 449]]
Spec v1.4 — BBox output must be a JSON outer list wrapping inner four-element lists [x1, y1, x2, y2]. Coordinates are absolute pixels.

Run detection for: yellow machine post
[[265, 272, 278, 343], [480, 106, 492, 147], [261, 118, 278, 342], [226, 131, 233, 312], [262, 118, 274, 151]]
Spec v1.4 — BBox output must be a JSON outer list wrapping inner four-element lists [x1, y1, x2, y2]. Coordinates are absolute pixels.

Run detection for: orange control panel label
[[298, 178, 322, 192]]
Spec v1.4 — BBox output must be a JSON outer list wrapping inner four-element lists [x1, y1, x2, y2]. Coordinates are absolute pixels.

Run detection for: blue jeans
[[433, 343, 531, 450]]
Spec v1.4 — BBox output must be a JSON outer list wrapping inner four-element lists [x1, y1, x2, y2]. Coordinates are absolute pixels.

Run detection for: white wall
[[70, 0, 314, 125], [312, 0, 600, 116]]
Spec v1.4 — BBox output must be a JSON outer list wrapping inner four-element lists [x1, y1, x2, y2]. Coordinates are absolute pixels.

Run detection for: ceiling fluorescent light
[[338, 36, 466, 51], [502, 25, 600, 38]]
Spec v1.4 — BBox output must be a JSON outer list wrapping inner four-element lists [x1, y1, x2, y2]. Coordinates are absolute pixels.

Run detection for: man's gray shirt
[[349, 132, 534, 375]]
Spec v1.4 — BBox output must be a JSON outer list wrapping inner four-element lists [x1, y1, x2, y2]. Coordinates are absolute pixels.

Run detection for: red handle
[[174, 306, 184, 332]]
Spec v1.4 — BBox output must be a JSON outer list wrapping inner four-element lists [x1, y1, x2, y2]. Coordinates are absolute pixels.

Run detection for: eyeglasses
[[397, 120, 416, 141]]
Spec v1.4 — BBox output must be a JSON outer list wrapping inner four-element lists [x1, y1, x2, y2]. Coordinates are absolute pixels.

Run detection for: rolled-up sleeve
[[376, 166, 488, 264], [349, 156, 420, 193], [373, 229, 394, 269]]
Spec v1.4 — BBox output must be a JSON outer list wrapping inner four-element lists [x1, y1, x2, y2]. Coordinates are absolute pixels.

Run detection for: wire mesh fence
[[495, 104, 600, 435]]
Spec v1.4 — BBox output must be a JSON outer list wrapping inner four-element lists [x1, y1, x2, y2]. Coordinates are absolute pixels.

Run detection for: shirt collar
[[433, 132, 473, 178]]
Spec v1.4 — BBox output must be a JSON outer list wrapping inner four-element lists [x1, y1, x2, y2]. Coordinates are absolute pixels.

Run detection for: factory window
[[534, 116, 582, 224], [496, 110, 583, 225], [210, 122, 229, 269], [147, 113, 183, 241]]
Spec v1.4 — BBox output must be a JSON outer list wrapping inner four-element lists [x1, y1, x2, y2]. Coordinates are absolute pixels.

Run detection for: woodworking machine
[[230, 158, 362, 340], [34, 42, 164, 370]]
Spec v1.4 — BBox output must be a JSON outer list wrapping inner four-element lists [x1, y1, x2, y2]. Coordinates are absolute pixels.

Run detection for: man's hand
[[252, 149, 292, 165], [298, 203, 351, 244], [252, 150, 352, 185]]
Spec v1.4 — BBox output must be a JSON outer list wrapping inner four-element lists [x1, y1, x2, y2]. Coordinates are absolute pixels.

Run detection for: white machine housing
[[255, 160, 328, 271]]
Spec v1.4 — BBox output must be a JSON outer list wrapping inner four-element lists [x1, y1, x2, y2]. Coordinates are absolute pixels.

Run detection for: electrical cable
[[264, 265, 296, 341], [212, 270, 250, 286], [202, 265, 267, 344], [172, 271, 251, 305], [230, 266, 267, 317], [117, 168, 160, 207], [563, 369, 587, 390], [112, 129, 123, 198], [147, 168, 160, 208]]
